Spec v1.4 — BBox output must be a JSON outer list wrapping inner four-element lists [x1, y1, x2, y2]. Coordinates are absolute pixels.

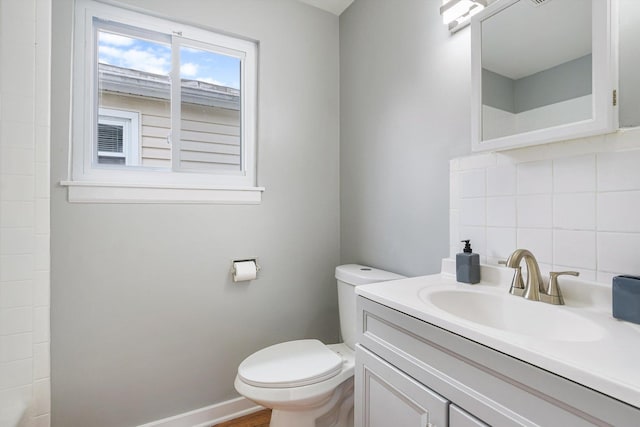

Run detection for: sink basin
[[421, 289, 606, 342]]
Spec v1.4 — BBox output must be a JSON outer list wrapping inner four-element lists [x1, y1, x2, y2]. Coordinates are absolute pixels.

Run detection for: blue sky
[[98, 31, 240, 89]]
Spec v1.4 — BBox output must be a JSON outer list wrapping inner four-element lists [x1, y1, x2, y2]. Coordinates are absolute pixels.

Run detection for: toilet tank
[[335, 264, 405, 349]]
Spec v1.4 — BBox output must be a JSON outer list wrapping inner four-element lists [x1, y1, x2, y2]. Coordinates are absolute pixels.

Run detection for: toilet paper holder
[[232, 258, 261, 282]]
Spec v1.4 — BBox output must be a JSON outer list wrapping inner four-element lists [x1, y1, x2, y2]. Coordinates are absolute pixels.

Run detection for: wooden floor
[[212, 409, 271, 427]]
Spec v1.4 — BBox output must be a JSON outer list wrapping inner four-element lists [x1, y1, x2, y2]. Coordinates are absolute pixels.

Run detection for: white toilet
[[234, 264, 404, 427]]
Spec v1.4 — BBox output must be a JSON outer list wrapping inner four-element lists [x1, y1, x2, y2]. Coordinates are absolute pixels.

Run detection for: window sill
[[60, 181, 264, 204]]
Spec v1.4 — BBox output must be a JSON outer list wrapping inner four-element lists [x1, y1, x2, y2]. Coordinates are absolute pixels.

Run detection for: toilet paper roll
[[233, 260, 258, 282]]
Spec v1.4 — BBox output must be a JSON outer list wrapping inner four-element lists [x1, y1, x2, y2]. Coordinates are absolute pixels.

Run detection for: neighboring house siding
[[100, 91, 241, 169]]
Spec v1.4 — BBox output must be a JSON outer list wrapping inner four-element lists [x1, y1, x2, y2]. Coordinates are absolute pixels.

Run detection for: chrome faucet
[[503, 249, 580, 305]]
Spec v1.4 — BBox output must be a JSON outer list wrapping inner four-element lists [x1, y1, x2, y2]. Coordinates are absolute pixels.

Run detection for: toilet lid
[[238, 339, 343, 388]]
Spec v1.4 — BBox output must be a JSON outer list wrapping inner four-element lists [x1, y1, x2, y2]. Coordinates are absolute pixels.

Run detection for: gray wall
[[339, 0, 471, 277], [483, 55, 592, 114], [482, 68, 515, 113], [50, 1, 340, 426], [514, 54, 592, 113]]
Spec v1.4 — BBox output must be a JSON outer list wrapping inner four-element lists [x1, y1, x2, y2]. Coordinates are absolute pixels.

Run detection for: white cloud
[[123, 49, 170, 75], [98, 45, 170, 75], [99, 32, 135, 47], [99, 45, 125, 59], [180, 62, 199, 77]]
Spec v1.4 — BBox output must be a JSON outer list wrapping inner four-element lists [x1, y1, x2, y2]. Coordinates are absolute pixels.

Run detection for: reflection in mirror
[[481, 0, 592, 140]]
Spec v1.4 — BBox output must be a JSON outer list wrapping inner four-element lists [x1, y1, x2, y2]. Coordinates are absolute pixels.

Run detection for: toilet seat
[[238, 339, 343, 388]]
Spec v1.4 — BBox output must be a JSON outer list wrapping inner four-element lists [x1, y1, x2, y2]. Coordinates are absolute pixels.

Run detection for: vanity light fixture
[[440, 0, 487, 33]]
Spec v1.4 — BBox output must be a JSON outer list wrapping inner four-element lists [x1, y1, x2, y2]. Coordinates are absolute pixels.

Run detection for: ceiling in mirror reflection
[[481, 0, 591, 79]]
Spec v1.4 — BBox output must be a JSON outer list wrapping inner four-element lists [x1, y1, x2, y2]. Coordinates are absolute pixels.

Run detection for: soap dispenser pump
[[456, 240, 480, 284]]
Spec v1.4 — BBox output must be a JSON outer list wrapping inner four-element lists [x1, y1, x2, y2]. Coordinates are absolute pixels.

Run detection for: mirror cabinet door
[[471, 0, 617, 152]]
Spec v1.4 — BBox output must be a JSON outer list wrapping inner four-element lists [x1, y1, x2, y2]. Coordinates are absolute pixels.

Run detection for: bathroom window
[[97, 108, 140, 166], [65, 0, 262, 203]]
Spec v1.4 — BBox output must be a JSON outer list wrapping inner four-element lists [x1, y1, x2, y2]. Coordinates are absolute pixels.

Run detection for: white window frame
[[63, 0, 263, 204], [97, 108, 140, 166]]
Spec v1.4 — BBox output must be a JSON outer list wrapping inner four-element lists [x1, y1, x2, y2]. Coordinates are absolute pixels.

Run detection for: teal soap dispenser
[[456, 240, 480, 284]]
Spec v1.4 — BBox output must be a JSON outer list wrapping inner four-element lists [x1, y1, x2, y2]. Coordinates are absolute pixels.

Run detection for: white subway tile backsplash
[[486, 227, 516, 260], [35, 235, 49, 271], [0, 254, 34, 282], [553, 193, 596, 230], [450, 173, 460, 209], [0, 281, 33, 308], [460, 169, 485, 198], [452, 132, 640, 286], [35, 125, 50, 163], [0, 1, 35, 37], [35, 198, 50, 235], [487, 164, 516, 196], [517, 195, 552, 228], [597, 191, 640, 232], [486, 197, 516, 227], [1, 4, 51, 424], [33, 379, 51, 416], [0, 227, 35, 255], [598, 233, 640, 275], [597, 150, 640, 192], [553, 154, 596, 193], [0, 121, 35, 149], [0, 94, 35, 123], [33, 414, 51, 427], [0, 333, 32, 362], [33, 342, 50, 379], [553, 230, 596, 270], [596, 271, 618, 285], [0, 147, 35, 175], [0, 175, 35, 201], [0, 307, 33, 335], [460, 198, 486, 227], [35, 163, 49, 199], [517, 228, 552, 264], [517, 160, 552, 195], [458, 153, 496, 171], [33, 306, 50, 343], [33, 271, 49, 307], [0, 359, 33, 389], [449, 210, 459, 245], [0, 202, 34, 228], [0, 385, 33, 417]]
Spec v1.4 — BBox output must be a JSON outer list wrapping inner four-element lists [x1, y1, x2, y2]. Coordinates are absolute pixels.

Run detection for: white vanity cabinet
[[355, 296, 640, 427], [356, 345, 448, 427]]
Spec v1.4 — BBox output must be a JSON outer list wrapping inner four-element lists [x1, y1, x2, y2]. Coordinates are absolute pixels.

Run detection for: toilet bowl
[[234, 264, 404, 427]]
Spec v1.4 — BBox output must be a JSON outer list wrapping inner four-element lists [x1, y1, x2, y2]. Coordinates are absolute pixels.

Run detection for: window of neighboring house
[[97, 108, 140, 166], [65, 0, 261, 203]]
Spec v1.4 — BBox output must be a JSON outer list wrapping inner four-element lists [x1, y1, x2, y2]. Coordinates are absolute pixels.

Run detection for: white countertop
[[355, 259, 640, 408]]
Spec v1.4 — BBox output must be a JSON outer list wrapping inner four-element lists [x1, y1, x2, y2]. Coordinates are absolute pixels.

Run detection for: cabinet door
[[355, 345, 449, 427], [450, 405, 489, 427]]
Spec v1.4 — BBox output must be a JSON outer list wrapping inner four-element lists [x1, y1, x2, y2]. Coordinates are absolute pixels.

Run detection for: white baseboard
[[137, 397, 264, 427]]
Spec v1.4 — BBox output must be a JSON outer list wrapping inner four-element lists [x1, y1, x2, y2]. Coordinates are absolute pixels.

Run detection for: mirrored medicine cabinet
[[471, 0, 618, 152]]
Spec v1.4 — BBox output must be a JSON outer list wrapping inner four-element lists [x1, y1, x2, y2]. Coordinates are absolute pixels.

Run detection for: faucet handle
[[499, 259, 525, 296], [544, 271, 580, 305], [508, 266, 525, 296]]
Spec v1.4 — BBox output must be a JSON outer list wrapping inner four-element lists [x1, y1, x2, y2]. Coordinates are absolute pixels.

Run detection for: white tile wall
[[486, 164, 516, 196], [553, 193, 596, 230], [0, 1, 51, 426], [450, 128, 640, 284], [487, 197, 516, 227]]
